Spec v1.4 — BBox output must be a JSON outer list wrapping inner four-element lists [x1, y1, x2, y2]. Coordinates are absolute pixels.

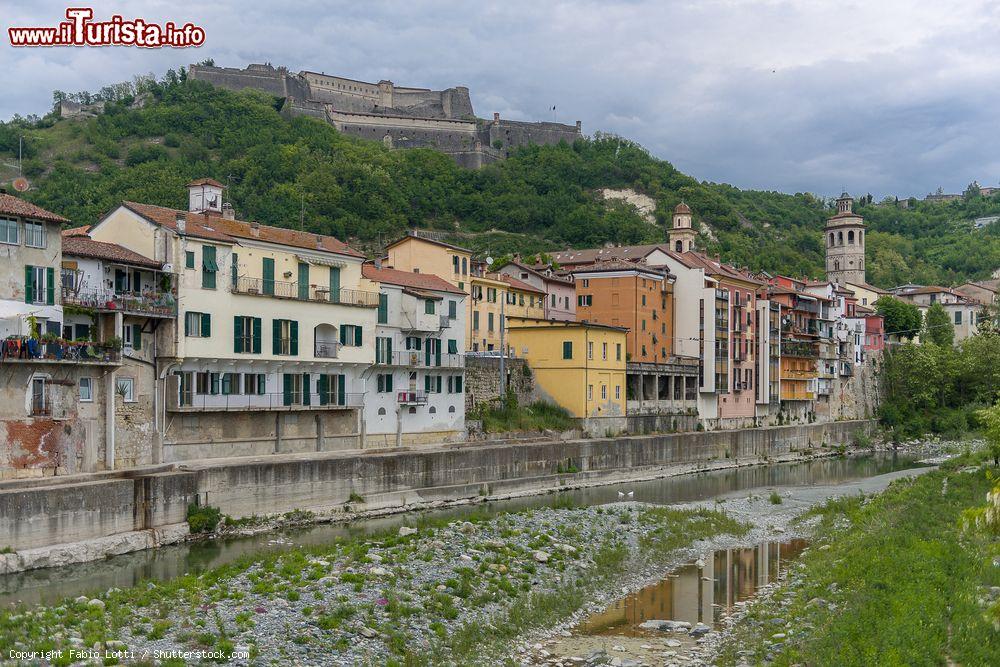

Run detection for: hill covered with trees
[[2, 69, 999, 288]]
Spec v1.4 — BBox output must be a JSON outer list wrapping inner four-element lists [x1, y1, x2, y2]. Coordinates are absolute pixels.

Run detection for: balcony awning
[[296, 254, 348, 269]]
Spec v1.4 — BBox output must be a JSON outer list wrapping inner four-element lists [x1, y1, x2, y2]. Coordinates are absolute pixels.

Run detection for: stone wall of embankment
[[0, 420, 874, 567]]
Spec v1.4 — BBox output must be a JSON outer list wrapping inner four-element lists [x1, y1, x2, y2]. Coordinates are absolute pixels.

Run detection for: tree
[[875, 296, 922, 340], [923, 302, 955, 346], [965, 181, 982, 201], [977, 401, 1000, 466]]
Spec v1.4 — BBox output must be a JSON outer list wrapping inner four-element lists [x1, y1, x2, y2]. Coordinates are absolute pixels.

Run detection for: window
[[488, 312, 495, 332], [340, 324, 363, 347], [31, 377, 50, 415], [274, 319, 298, 355], [79, 377, 93, 402], [551, 294, 556, 307], [61, 267, 78, 293], [448, 300, 457, 318], [641, 294, 647, 306], [123, 322, 134, 349], [487, 287, 497, 303], [283, 373, 304, 405], [425, 299, 435, 315], [615, 385, 621, 400], [601, 384, 607, 400], [202, 245, 218, 289], [221, 372, 241, 395], [587, 385, 593, 401], [297, 262, 310, 300], [462, 258, 467, 275], [243, 373, 266, 395], [473, 311, 480, 331], [234, 316, 262, 354], [117, 377, 136, 403], [24, 265, 52, 305], [453, 255, 460, 273], [955, 310, 963, 325], [185, 251, 195, 269], [377, 373, 394, 393], [376, 336, 393, 364], [562, 341, 573, 359], [262, 257, 275, 296], [24, 222, 45, 248], [0, 217, 17, 244], [185, 312, 211, 337], [602, 342, 608, 360], [588, 341, 594, 360], [448, 375, 464, 393], [577, 295, 592, 307], [582, 279, 589, 288], [616, 343, 622, 361], [231, 252, 239, 287], [519, 294, 524, 306], [377, 293, 388, 324], [447, 339, 458, 354]]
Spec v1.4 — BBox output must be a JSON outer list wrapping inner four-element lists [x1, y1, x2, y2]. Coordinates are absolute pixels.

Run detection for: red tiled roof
[[61, 235, 163, 269], [569, 258, 673, 280], [548, 244, 670, 266], [678, 251, 765, 285], [362, 263, 465, 295], [385, 232, 471, 254], [120, 202, 364, 257], [498, 274, 546, 294], [187, 178, 225, 188], [62, 225, 91, 237], [674, 202, 691, 214], [0, 193, 69, 224], [499, 259, 574, 286]]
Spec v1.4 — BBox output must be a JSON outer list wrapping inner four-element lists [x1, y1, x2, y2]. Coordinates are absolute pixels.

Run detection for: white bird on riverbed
[[627, 491, 634, 498], [618, 491, 625, 498]]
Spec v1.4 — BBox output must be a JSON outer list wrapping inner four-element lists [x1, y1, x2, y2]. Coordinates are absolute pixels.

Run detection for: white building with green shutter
[[85, 179, 381, 461], [362, 262, 466, 447]]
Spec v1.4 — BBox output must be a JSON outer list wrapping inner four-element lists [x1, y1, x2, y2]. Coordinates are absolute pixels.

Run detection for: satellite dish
[[12, 177, 29, 192], [485, 256, 494, 265]]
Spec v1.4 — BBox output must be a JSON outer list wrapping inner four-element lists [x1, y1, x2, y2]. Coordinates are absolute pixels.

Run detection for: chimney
[[493, 112, 500, 122], [176, 212, 186, 234], [250, 221, 260, 238], [315, 234, 323, 249], [222, 202, 235, 220], [374, 257, 382, 269]]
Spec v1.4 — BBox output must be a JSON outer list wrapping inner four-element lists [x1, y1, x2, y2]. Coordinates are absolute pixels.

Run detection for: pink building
[[497, 259, 576, 321]]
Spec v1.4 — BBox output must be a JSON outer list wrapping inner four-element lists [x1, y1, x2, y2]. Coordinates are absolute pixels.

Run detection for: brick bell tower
[[669, 202, 697, 253], [825, 192, 866, 286]]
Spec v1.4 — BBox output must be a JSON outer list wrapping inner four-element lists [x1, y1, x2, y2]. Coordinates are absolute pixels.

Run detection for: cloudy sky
[[2, 0, 999, 199]]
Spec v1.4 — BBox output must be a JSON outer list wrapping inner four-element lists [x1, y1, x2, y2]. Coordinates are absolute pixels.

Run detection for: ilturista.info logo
[[8, 8, 206, 48]]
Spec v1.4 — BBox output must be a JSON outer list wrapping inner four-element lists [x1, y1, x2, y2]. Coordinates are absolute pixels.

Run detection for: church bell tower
[[825, 192, 866, 286], [669, 202, 697, 253]]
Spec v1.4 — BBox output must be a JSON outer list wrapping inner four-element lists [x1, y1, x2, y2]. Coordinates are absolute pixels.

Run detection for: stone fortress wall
[[188, 63, 581, 167]]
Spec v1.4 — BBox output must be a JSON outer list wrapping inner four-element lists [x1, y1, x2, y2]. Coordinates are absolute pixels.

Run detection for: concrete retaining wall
[[0, 420, 874, 568]]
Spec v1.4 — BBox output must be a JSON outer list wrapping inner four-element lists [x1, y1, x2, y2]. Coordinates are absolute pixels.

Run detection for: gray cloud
[[1, 0, 998, 199]]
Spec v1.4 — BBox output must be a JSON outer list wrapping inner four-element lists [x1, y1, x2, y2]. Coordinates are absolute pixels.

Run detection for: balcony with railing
[[62, 287, 176, 318], [314, 340, 342, 359], [233, 276, 379, 308], [780, 339, 819, 358], [172, 391, 364, 412], [780, 367, 817, 380], [397, 390, 429, 405], [375, 350, 465, 368], [2, 337, 122, 365]]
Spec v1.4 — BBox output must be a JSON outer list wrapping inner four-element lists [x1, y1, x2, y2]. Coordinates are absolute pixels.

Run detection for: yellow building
[[383, 235, 545, 353], [506, 316, 626, 419]]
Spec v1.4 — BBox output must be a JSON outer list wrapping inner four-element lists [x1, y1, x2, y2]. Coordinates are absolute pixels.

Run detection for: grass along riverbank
[[714, 453, 1000, 666], [0, 501, 745, 666]]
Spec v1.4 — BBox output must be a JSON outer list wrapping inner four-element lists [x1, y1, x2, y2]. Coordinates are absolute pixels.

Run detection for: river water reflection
[[577, 538, 809, 637], [0, 453, 919, 608]]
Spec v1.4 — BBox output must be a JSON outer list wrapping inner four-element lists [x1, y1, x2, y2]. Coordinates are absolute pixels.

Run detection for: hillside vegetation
[[3, 71, 999, 287]]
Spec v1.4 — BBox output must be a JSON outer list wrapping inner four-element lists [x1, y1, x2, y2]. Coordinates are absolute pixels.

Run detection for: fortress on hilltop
[[188, 63, 583, 168]]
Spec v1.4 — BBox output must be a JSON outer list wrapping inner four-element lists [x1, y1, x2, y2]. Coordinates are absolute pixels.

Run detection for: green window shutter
[[231, 252, 239, 288], [563, 341, 573, 359], [282, 373, 292, 406], [46, 267, 55, 305], [262, 257, 275, 295], [133, 324, 142, 350], [354, 326, 362, 347], [448, 376, 453, 393], [456, 376, 463, 393], [425, 299, 434, 315], [221, 373, 231, 395], [252, 318, 262, 354], [337, 374, 346, 405], [185, 312, 191, 336], [185, 251, 195, 269], [234, 316, 244, 352], [436, 376, 442, 393], [386, 373, 393, 392], [201, 313, 211, 338], [257, 373, 266, 394], [435, 340, 441, 367], [425, 375, 431, 392], [290, 320, 299, 355], [115, 269, 126, 294], [302, 373, 311, 406], [448, 339, 457, 354], [273, 319, 282, 355], [449, 300, 457, 318], [210, 373, 220, 395], [202, 246, 217, 289], [329, 267, 341, 302], [425, 342, 431, 367], [24, 266, 34, 304], [387, 337, 392, 360], [318, 374, 329, 405], [378, 293, 388, 323], [298, 263, 310, 300], [339, 325, 347, 345]]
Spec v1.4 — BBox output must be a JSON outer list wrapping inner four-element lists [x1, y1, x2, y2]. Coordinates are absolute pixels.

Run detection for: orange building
[[571, 260, 674, 363]]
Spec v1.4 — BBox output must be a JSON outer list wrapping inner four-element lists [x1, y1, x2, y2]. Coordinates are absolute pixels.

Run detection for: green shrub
[[187, 503, 221, 533]]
